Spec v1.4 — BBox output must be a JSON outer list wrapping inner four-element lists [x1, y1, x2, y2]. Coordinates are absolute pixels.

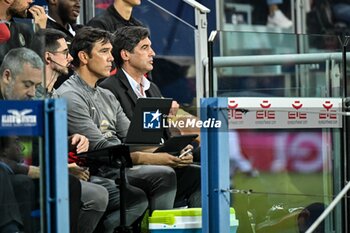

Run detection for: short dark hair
[[31, 29, 67, 58], [70, 26, 113, 68], [113, 26, 150, 68], [41, 28, 67, 52]]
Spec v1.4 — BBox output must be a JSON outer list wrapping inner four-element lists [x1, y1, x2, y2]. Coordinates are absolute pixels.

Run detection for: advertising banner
[[228, 97, 343, 129]]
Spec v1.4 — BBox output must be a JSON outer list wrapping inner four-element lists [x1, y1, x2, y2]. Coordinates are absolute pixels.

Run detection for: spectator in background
[[9, 0, 47, 29], [266, 0, 293, 28], [0, 0, 47, 64], [0, 0, 13, 44], [88, 0, 143, 33], [45, 0, 82, 88], [0, 0, 13, 20], [45, 0, 81, 44]]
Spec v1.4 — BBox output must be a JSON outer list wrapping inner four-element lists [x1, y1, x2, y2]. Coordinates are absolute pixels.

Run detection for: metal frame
[[43, 99, 69, 233], [183, 0, 210, 104], [0, 99, 69, 233], [201, 98, 230, 233]]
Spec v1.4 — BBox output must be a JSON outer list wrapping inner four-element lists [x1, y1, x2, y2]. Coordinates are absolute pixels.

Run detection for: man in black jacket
[[87, 0, 143, 33], [45, 0, 81, 44], [99, 26, 201, 208]]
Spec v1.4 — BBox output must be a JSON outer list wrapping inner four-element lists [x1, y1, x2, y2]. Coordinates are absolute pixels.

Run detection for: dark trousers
[[0, 167, 23, 232], [68, 175, 82, 233], [90, 175, 148, 233], [174, 164, 201, 208]]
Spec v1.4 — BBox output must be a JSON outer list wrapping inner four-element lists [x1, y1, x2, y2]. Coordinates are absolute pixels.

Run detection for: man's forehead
[[17, 64, 43, 81], [94, 40, 112, 49], [137, 37, 151, 47], [57, 38, 69, 49]]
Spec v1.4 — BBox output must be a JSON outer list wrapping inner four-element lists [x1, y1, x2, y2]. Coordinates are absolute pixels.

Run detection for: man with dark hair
[[45, 0, 82, 88], [56, 26, 170, 233], [45, 0, 81, 44], [56, 26, 180, 212], [87, 0, 143, 33], [35, 28, 111, 233], [33, 28, 72, 96], [99, 26, 201, 208]]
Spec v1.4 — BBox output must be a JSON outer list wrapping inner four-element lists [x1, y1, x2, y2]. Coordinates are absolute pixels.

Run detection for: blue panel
[[201, 98, 230, 233], [44, 99, 69, 233], [0, 100, 44, 136]]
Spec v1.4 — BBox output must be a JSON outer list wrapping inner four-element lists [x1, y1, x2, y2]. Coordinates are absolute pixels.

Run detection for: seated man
[[0, 136, 36, 233], [32, 28, 113, 233], [0, 47, 83, 233], [56, 26, 180, 231], [99, 26, 201, 207]]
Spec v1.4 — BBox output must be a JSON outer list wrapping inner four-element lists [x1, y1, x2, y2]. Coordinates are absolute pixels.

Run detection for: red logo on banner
[[228, 109, 243, 119], [289, 100, 307, 119], [257, 100, 275, 119], [228, 99, 243, 120], [322, 101, 333, 111], [260, 100, 271, 109], [228, 99, 238, 109], [292, 100, 303, 110], [319, 101, 337, 119]]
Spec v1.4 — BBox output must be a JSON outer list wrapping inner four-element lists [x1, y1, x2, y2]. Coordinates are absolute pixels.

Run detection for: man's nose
[[27, 86, 36, 97], [67, 54, 73, 63], [150, 48, 156, 56]]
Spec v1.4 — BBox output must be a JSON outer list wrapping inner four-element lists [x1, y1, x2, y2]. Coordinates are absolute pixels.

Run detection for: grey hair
[[0, 47, 44, 79]]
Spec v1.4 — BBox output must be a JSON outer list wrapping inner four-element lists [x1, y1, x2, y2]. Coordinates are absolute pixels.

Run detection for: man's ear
[[120, 49, 129, 61], [44, 52, 51, 65], [1, 69, 12, 85], [78, 51, 88, 65]]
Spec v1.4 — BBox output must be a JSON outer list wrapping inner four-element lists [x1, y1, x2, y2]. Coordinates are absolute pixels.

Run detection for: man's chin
[[61, 70, 69, 75], [68, 18, 77, 25], [12, 11, 27, 19], [55, 67, 69, 75]]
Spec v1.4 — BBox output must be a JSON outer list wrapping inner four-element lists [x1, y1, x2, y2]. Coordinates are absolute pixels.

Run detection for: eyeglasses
[[49, 49, 70, 59]]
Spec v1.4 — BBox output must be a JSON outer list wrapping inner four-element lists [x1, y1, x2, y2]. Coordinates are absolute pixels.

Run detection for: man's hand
[[28, 5, 47, 29], [134, 152, 193, 168], [169, 100, 179, 117], [178, 144, 194, 166], [68, 163, 90, 181], [69, 134, 89, 154], [152, 153, 187, 167]]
